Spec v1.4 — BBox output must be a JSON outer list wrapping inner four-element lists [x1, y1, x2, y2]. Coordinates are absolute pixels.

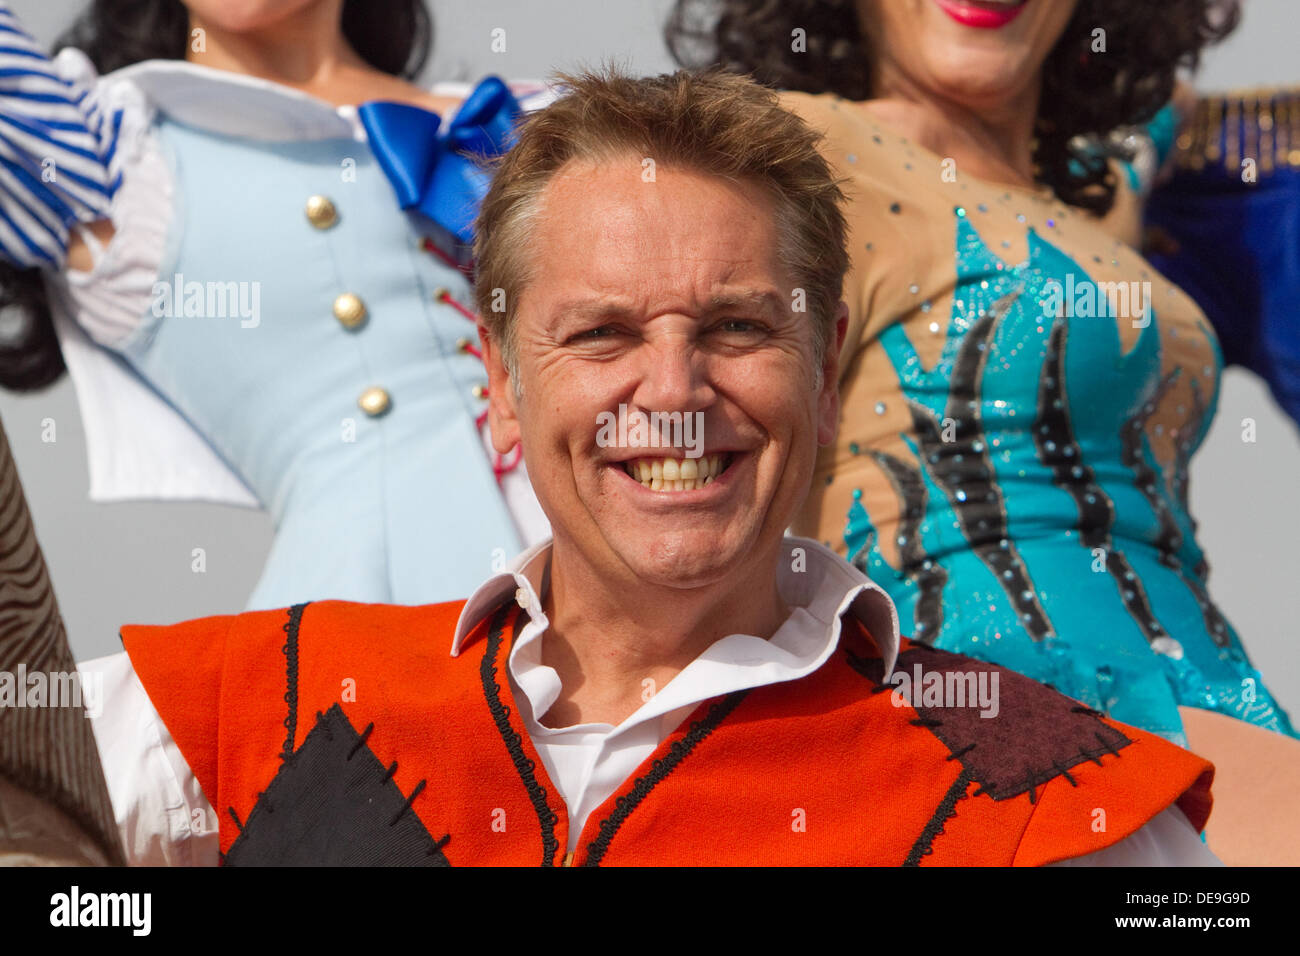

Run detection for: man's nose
[[630, 330, 714, 415]]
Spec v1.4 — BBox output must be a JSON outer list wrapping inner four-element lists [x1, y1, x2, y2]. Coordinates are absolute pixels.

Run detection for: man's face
[[483, 156, 843, 592]]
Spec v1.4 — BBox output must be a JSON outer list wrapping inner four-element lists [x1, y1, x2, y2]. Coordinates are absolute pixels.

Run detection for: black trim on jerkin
[[280, 602, 309, 759], [582, 689, 750, 866], [477, 599, 751, 866], [478, 601, 561, 867], [903, 766, 973, 866]]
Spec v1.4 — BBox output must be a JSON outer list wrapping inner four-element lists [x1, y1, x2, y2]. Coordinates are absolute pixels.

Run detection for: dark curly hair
[[667, 0, 1239, 214], [0, 0, 432, 391]]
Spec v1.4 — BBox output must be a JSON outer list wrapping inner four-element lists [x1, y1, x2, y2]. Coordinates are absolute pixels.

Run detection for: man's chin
[[608, 531, 752, 592]]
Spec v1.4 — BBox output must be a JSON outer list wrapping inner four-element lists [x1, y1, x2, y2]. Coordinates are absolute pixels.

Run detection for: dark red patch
[[847, 642, 1131, 801]]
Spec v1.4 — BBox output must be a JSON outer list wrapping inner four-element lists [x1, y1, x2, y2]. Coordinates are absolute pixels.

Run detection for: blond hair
[[474, 67, 849, 379]]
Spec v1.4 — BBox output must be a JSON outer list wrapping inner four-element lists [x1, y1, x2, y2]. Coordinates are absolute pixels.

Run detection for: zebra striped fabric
[[0, 3, 123, 269], [0, 417, 125, 864]]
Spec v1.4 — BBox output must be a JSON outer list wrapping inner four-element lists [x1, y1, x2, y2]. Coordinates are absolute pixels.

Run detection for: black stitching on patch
[[348, 722, 374, 760], [224, 704, 449, 866], [845, 643, 1133, 801]]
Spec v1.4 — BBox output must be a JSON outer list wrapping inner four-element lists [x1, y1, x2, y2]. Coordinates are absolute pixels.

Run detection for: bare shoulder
[[776, 89, 845, 129]]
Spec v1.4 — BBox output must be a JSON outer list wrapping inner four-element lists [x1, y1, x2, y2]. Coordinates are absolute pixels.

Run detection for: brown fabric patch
[[847, 643, 1131, 801]]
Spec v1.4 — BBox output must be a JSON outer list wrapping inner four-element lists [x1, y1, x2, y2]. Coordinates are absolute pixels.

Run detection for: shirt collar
[[450, 536, 553, 657], [450, 535, 900, 679]]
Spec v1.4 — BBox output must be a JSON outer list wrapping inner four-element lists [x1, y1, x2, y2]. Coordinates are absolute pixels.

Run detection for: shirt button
[[358, 386, 391, 417], [333, 292, 367, 330], [305, 195, 338, 229], [515, 587, 530, 609], [471, 384, 488, 399]]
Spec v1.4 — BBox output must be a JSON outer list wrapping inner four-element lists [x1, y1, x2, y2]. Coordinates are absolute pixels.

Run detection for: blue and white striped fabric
[[0, 3, 122, 269]]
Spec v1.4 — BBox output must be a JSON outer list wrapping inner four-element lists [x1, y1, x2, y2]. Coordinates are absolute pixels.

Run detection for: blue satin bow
[[358, 76, 522, 248]]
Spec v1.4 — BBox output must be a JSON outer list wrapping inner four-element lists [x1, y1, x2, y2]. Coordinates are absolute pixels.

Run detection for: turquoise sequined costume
[[787, 92, 1296, 746]]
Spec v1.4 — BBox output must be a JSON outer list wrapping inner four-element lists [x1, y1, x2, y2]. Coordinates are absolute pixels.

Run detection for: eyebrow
[[551, 289, 787, 323]]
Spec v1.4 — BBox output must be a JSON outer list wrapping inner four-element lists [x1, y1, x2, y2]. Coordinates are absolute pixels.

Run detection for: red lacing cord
[[434, 285, 479, 324], [430, 279, 524, 481], [421, 236, 475, 280]]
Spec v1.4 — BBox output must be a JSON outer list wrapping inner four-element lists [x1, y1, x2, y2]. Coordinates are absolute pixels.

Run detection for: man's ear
[[834, 301, 848, 357], [478, 322, 522, 456], [817, 300, 850, 447]]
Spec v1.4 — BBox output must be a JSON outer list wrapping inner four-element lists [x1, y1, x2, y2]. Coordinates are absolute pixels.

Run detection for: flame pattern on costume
[[843, 214, 1296, 746]]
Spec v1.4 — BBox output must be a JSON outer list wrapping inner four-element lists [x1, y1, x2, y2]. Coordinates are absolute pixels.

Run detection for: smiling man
[[74, 68, 1218, 866]]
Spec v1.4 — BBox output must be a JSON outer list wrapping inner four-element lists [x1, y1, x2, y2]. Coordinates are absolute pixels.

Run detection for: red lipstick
[[933, 0, 1029, 29]]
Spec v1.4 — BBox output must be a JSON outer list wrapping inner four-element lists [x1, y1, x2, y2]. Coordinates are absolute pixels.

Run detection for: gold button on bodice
[[333, 292, 367, 330], [305, 195, 338, 229], [358, 386, 391, 417]]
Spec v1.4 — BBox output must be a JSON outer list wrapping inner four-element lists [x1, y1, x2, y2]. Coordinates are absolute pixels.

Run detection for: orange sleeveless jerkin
[[121, 598, 1213, 866]]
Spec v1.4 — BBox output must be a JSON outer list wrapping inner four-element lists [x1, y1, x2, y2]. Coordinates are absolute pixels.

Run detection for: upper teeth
[[624, 454, 730, 491]]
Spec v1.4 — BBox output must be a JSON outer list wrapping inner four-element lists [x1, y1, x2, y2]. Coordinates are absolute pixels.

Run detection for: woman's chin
[[921, 54, 1039, 110]]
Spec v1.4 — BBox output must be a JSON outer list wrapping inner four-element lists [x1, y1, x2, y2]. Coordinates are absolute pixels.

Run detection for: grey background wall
[[2, 0, 1298, 717]]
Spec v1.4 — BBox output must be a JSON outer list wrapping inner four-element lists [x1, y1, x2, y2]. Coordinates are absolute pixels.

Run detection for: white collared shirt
[[81, 535, 1219, 865], [451, 536, 901, 855]]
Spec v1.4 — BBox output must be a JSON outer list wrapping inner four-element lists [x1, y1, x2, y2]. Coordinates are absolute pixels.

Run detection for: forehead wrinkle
[[542, 286, 787, 329]]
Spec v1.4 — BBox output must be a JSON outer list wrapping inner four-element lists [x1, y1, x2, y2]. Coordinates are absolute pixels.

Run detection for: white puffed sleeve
[[29, 44, 175, 350], [78, 651, 219, 867], [1, 8, 173, 339]]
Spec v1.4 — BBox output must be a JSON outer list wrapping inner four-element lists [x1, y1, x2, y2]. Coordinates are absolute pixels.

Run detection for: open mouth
[[621, 453, 736, 492]]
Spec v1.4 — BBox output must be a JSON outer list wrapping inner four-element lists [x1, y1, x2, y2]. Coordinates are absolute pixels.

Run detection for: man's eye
[[573, 325, 617, 341], [714, 319, 765, 334]]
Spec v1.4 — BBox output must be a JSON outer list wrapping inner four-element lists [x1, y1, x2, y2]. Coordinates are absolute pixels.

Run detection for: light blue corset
[[117, 116, 521, 609]]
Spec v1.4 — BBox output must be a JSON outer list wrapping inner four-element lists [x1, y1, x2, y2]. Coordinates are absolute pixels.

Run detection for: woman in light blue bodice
[[0, 0, 548, 609]]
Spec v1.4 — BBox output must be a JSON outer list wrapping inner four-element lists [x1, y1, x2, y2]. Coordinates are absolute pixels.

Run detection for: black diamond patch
[[224, 704, 450, 866]]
